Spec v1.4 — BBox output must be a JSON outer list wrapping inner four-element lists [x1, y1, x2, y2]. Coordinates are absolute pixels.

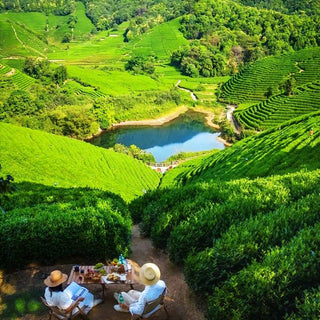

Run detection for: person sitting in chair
[[113, 262, 166, 316], [44, 269, 102, 314]]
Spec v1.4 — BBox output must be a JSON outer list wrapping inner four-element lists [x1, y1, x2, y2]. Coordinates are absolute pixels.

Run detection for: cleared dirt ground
[[1, 225, 205, 320]]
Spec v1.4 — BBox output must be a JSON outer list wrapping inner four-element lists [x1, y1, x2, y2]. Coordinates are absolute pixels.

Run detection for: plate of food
[[102, 273, 121, 284]]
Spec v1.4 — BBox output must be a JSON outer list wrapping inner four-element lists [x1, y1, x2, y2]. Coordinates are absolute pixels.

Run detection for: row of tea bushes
[[234, 81, 320, 130], [167, 178, 320, 265], [220, 47, 320, 104], [0, 183, 132, 270], [130, 169, 320, 255], [206, 222, 320, 319], [160, 111, 320, 187], [285, 286, 320, 319], [184, 192, 320, 295]]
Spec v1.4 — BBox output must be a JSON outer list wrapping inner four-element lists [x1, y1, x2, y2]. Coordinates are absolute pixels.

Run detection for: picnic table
[[67, 261, 139, 301]]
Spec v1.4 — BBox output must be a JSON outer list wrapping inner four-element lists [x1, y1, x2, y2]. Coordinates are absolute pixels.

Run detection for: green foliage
[[0, 123, 160, 202], [234, 0, 320, 16], [206, 223, 320, 319], [285, 286, 320, 320], [112, 144, 155, 163], [171, 43, 227, 77], [90, 97, 115, 129], [1, 90, 38, 117], [161, 111, 320, 187], [185, 192, 320, 295], [180, 0, 319, 58], [235, 81, 320, 130], [82, 0, 185, 32], [0, 183, 132, 270], [125, 55, 156, 75], [221, 47, 320, 105], [2, 0, 74, 15], [130, 169, 320, 249], [166, 150, 215, 162]]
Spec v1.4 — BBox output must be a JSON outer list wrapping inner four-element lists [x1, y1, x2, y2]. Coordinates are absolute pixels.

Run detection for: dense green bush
[[184, 192, 320, 295], [285, 286, 320, 320], [166, 178, 289, 263], [0, 186, 132, 270], [131, 169, 320, 255], [206, 223, 320, 319]]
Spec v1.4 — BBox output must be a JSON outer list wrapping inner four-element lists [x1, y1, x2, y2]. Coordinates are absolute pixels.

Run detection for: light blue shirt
[[129, 280, 166, 316]]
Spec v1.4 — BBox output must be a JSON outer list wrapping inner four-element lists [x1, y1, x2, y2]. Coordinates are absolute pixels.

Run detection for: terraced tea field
[[220, 47, 320, 105], [0, 123, 160, 201], [161, 111, 320, 187], [235, 81, 320, 130]]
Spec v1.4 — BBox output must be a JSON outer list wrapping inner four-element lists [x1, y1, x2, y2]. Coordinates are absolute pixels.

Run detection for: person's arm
[[128, 290, 147, 315], [64, 296, 85, 313]]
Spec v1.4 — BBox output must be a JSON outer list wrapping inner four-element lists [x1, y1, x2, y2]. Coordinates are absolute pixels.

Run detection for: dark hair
[[49, 283, 64, 296]]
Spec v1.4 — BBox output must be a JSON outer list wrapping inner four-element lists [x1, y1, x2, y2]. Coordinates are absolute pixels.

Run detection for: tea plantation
[[0, 184, 132, 269], [0, 123, 160, 202], [220, 47, 320, 105], [234, 81, 320, 130], [160, 111, 320, 187], [1, 1, 320, 319]]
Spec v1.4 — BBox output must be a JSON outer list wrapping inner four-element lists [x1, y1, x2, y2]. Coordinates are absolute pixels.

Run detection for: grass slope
[[0, 123, 160, 201], [161, 111, 320, 187], [220, 47, 320, 105], [235, 81, 320, 130]]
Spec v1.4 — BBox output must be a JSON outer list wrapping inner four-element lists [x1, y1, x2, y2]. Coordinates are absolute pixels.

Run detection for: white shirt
[[44, 287, 73, 310], [129, 280, 166, 316]]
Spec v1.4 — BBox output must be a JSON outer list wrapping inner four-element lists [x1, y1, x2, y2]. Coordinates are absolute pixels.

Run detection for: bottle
[[119, 254, 125, 264], [119, 293, 124, 304]]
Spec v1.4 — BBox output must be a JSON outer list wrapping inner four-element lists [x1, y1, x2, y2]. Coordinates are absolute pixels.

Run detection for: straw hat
[[44, 270, 68, 287], [139, 263, 160, 286]]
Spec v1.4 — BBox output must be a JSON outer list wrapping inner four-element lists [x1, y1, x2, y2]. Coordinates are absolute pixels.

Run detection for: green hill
[[235, 81, 320, 130], [220, 47, 320, 105], [161, 111, 320, 188], [0, 123, 160, 201]]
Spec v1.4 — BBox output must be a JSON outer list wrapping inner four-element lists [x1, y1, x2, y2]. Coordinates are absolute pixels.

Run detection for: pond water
[[88, 110, 225, 162]]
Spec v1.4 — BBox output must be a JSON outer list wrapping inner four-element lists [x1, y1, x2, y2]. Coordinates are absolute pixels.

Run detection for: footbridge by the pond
[[146, 161, 180, 173]]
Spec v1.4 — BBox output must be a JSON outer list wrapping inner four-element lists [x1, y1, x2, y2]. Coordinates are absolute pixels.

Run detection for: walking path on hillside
[[176, 80, 198, 101], [1, 225, 205, 320]]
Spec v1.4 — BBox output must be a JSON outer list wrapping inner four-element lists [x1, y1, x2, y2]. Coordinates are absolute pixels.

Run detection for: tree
[[91, 98, 115, 129], [52, 65, 67, 86], [280, 77, 296, 96]]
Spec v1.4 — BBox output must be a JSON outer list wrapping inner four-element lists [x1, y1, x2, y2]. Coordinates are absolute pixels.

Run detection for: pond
[[88, 110, 225, 162]]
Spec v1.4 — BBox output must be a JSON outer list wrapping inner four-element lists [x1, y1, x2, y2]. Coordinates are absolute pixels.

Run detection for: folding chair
[[41, 297, 89, 320], [131, 288, 168, 319]]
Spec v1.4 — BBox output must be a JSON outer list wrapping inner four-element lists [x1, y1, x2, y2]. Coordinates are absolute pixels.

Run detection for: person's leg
[[114, 289, 142, 313], [121, 290, 141, 304]]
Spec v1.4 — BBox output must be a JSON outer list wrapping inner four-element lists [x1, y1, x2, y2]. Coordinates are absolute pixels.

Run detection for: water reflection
[[88, 111, 225, 162]]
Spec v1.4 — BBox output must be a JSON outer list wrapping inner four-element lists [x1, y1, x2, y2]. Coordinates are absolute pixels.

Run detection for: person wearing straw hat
[[113, 263, 166, 315], [44, 270, 101, 313]]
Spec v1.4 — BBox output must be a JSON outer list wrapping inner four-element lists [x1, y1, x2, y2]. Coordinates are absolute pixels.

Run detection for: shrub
[[0, 185, 132, 270], [184, 192, 320, 295], [206, 223, 320, 319]]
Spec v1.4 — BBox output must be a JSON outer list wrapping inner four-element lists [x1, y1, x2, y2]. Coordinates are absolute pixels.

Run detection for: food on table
[[107, 273, 119, 282]]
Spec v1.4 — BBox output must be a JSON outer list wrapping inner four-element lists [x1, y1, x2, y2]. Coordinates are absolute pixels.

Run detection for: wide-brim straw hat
[[139, 263, 161, 286], [44, 270, 68, 287]]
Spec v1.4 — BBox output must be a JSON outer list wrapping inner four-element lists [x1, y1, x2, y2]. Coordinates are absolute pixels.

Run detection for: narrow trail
[[2, 225, 205, 320], [176, 80, 198, 101], [11, 24, 46, 58], [226, 104, 241, 134]]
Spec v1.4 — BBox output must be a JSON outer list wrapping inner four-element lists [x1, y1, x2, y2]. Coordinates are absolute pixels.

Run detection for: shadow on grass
[[1, 287, 46, 319]]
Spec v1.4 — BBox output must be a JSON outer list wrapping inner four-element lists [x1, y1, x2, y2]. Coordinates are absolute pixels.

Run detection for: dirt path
[[1, 225, 205, 320]]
